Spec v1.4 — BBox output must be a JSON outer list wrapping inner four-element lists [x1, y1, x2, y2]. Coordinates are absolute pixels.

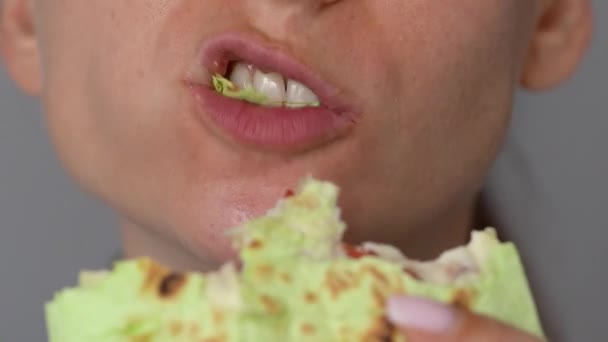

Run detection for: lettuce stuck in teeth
[[212, 74, 269, 105], [212, 74, 320, 107]]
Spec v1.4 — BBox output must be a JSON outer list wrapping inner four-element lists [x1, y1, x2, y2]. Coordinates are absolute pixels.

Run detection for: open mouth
[[212, 62, 321, 108], [189, 33, 359, 152]]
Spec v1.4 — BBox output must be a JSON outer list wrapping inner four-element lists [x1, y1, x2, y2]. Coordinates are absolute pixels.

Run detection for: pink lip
[[187, 33, 359, 153]]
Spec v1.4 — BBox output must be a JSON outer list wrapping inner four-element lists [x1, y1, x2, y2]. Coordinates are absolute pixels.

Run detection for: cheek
[[389, 2, 534, 191], [38, 1, 195, 220], [37, 1, 253, 241], [310, 0, 535, 153], [382, 2, 533, 153], [363, 0, 535, 112], [309, 1, 537, 226]]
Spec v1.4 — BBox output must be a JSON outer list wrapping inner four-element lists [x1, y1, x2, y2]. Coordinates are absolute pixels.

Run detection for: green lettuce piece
[[212, 74, 320, 107], [45, 178, 545, 342], [213, 74, 269, 105]]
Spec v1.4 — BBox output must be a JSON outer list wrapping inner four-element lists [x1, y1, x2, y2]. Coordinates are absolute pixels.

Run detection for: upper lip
[[199, 32, 353, 112]]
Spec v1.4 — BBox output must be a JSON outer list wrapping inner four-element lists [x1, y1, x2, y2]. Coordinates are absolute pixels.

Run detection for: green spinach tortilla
[[46, 178, 544, 341]]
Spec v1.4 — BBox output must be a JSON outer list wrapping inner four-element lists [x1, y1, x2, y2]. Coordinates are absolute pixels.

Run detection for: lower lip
[[190, 85, 356, 152]]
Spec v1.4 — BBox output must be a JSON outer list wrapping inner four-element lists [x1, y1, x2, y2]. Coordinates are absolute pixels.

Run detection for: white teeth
[[226, 62, 321, 107], [286, 79, 320, 108], [229, 62, 254, 90], [253, 70, 286, 106]]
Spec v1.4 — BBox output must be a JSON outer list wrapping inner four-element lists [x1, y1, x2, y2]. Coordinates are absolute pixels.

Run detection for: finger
[[386, 296, 544, 342]]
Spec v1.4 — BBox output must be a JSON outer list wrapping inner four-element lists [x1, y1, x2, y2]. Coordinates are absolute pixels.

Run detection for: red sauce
[[342, 243, 377, 259]]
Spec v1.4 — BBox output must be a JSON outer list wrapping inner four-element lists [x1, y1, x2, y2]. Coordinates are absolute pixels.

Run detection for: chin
[[165, 177, 305, 266]]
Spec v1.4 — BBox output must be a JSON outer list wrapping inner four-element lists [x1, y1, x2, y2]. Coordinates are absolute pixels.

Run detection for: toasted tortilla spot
[[380, 316, 399, 342], [304, 291, 318, 304], [452, 288, 476, 309], [363, 316, 398, 342], [259, 295, 281, 314], [300, 323, 316, 335], [280, 272, 292, 283], [256, 264, 274, 278], [372, 287, 386, 307], [212, 309, 225, 325], [249, 239, 264, 250], [324, 270, 353, 299], [158, 273, 186, 298], [130, 335, 152, 342], [189, 323, 200, 336], [344, 269, 357, 280], [139, 259, 169, 293], [339, 325, 353, 337], [170, 321, 183, 336], [363, 265, 390, 286]]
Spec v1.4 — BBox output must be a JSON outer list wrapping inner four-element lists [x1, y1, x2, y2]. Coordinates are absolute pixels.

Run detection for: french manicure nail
[[387, 296, 458, 334]]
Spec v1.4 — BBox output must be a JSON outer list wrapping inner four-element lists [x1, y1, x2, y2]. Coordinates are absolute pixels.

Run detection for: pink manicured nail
[[387, 296, 458, 333]]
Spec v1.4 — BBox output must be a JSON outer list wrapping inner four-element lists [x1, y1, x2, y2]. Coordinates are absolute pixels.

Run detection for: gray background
[[0, 2, 606, 341]]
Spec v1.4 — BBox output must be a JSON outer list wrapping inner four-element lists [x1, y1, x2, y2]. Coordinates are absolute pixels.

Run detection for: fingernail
[[387, 296, 458, 334]]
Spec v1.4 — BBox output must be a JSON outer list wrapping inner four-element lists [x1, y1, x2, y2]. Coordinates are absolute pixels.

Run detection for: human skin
[[1, 0, 591, 273]]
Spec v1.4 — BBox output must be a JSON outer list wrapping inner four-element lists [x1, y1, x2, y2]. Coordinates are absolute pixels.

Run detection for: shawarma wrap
[[46, 178, 544, 341]]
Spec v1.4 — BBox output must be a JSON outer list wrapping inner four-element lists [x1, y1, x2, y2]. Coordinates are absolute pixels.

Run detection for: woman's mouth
[[187, 33, 360, 153]]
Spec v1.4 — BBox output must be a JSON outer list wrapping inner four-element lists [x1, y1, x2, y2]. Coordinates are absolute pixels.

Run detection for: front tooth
[[253, 70, 286, 106], [229, 63, 253, 90], [286, 79, 320, 107]]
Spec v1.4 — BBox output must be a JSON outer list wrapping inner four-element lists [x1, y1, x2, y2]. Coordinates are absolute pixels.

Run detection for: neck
[[121, 220, 216, 272], [396, 197, 478, 261]]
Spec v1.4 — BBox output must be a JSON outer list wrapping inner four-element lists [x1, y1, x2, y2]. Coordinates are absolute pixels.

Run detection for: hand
[[386, 296, 545, 342]]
